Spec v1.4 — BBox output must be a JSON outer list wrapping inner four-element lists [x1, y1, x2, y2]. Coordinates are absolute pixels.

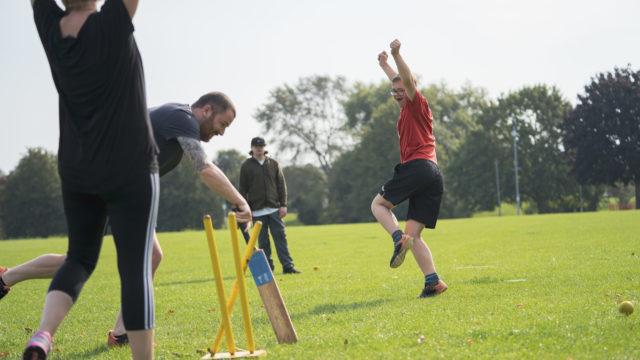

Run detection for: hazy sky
[[1, 0, 639, 173]]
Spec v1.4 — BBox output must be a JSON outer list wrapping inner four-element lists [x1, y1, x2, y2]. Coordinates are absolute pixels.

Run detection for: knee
[[152, 246, 163, 269], [67, 253, 99, 275], [371, 197, 383, 213], [371, 195, 393, 212]]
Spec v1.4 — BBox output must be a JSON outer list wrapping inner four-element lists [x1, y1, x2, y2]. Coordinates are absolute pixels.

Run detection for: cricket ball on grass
[[619, 301, 634, 316]]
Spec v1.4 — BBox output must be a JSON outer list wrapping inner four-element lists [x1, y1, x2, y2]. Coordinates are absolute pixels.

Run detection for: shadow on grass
[[156, 274, 247, 287], [61, 344, 111, 359], [288, 299, 391, 322]]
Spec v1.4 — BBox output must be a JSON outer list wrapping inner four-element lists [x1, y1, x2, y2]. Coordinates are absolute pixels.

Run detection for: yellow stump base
[[202, 349, 267, 359]]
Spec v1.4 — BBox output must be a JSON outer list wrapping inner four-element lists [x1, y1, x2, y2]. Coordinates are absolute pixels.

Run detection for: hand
[[279, 206, 287, 219], [378, 51, 389, 67], [233, 203, 252, 223], [390, 39, 401, 55]]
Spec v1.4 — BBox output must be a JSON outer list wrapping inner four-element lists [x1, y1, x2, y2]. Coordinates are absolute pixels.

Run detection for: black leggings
[[50, 173, 159, 331]]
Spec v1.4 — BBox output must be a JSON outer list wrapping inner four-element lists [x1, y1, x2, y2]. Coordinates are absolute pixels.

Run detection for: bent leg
[[405, 220, 436, 276], [371, 194, 401, 235], [40, 189, 107, 335], [38, 290, 74, 335], [2, 254, 66, 287]]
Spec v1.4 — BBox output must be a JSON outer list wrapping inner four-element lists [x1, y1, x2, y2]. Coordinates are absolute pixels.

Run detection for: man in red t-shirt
[[371, 39, 448, 298]]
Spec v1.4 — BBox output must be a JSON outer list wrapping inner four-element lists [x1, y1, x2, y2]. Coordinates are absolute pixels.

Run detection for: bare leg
[[2, 254, 66, 287], [38, 290, 74, 335], [128, 329, 154, 360], [113, 231, 162, 336], [405, 220, 436, 276], [371, 194, 401, 235]]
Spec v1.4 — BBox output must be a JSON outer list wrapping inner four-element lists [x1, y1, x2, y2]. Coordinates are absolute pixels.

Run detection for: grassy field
[[1, 211, 639, 359]]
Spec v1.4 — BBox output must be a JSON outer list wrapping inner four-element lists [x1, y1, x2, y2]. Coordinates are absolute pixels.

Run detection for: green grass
[[1, 211, 639, 359]]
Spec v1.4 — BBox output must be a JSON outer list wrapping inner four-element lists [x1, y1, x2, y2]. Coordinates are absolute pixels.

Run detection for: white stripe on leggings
[[144, 173, 159, 329]]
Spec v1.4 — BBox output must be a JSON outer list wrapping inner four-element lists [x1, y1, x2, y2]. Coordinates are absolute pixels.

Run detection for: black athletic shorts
[[379, 159, 443, 228]]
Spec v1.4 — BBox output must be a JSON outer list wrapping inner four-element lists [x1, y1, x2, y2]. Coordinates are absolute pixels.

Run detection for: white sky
[[1, 0, 639, 173]]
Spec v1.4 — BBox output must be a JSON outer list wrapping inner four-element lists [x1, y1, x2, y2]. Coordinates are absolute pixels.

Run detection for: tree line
[[1, 66, 638, 238]]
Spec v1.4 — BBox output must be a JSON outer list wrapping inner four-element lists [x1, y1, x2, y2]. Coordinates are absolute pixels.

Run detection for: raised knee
[[152, 247, 163, 266]]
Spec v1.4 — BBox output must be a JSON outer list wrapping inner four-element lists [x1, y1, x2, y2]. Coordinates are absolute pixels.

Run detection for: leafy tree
[[157, 159, 224, 230], [214, 149, 247, 213], [283, 165, 326, 225], [449, 85, 597, 214], [254, 75, 353, 177], [328, 81, 488, 222], [0, 171, 6, 239], [325, 80, 398, 223], [0, 148, 66, 238], [562, 66, 640, 209]]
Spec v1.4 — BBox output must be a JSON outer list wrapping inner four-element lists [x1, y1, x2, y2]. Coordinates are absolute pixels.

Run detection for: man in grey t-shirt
[[0, 91, 250, 346]]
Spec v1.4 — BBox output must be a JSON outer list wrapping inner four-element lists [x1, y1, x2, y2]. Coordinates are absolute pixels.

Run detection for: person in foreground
[[25, 0, 159, 358], [371, 39, 448, 299], [1, 92, 251, 349]]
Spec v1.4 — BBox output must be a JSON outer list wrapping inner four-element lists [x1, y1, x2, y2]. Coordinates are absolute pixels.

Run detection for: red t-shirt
[[398, 90, 437, 164]]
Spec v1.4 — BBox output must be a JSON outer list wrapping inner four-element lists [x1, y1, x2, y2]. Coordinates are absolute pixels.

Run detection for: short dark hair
[[392, 75, 418, 86], [191, 92, 236, 117]]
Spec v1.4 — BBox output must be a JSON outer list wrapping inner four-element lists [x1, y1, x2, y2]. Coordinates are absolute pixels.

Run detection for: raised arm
[[120, 0, 139, 18], [390, 39, 417, 101], [378, 51, 399, 81], [176, 136, 251, 222]]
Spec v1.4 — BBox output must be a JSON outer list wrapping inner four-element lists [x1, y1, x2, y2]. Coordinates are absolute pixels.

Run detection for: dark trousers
[[253, 211, 294, 270], [52, 173, 159, 331]]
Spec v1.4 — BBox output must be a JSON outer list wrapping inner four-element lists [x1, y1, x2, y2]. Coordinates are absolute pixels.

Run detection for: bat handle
[[232, 207, 252, 244]]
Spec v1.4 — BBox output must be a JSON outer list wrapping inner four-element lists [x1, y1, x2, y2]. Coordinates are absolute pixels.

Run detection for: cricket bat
[[249, 249, 298, 344]]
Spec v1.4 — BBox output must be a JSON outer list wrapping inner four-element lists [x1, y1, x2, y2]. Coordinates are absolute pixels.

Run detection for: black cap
[[251, 137, 266, 146]]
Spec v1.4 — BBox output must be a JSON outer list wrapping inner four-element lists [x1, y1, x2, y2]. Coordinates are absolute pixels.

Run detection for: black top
[[149, 103, 200, 176], [33, 0, 158, 192]]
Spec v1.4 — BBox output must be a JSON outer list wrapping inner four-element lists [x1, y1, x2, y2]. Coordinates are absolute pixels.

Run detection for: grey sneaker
[[390, 235, 414, 268]]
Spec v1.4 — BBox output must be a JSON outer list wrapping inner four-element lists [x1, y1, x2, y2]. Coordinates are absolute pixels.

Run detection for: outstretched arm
[[390, 39, 418, 101], [378, 51, 398, 81], [177, 137, 251, 222]]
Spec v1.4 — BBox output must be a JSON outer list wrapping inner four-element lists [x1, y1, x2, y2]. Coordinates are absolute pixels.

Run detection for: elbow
[[198, 165, 215, 179]]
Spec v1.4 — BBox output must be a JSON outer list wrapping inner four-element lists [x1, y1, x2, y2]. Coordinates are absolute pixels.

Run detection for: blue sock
[[425, 273, 439, 287], [391, 230, 403, 243]]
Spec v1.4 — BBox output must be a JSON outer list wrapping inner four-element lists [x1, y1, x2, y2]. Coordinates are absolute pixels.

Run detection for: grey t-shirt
[[150, 103, 200, 176]]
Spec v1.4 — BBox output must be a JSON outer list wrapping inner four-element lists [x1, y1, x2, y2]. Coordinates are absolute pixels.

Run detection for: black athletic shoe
[[107, 330, 129, 347], [417, 280, 448, 298], [390, 235, 414, 268], [283, 267, 301, 274], [0, 267, 10, 300]]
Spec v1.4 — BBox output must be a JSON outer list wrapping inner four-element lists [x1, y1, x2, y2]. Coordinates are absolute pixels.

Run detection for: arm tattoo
[[177, 136, 213, 172]]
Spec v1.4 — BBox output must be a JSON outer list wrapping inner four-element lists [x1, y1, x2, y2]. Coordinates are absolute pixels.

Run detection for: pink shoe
[[22, 330, 52, 360]]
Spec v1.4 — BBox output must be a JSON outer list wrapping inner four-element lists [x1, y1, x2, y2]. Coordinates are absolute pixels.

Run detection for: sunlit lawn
[[1, 210, 639, 359]]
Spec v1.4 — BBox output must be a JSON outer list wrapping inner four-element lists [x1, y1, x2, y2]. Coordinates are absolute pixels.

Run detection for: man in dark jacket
[[239, 137, 300, 274]]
